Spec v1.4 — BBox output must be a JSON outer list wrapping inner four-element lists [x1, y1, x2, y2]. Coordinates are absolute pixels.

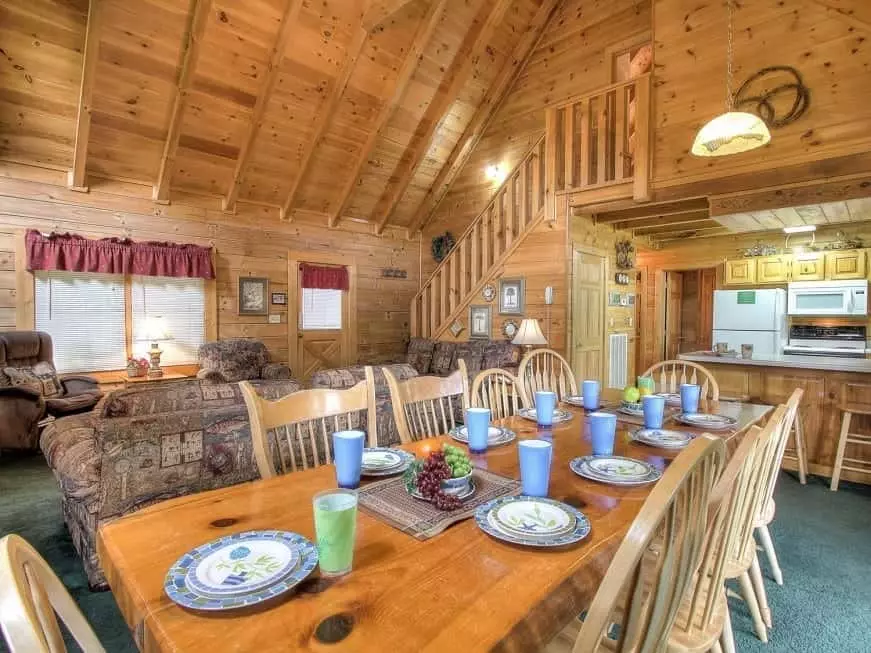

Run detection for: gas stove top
[[785, 325, 869, 357]]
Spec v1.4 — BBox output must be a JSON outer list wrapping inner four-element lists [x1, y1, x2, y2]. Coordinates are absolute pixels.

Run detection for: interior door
[[571, 248, 605, 384], [664, 271, 683, 359], [295, 272, 351, 381]]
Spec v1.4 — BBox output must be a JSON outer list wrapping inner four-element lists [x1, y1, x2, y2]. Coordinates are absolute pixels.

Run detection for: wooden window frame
[[604, 31, 652, 84]]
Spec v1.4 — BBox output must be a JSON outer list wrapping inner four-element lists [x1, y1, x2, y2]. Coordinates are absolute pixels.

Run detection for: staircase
[[410, 135, 546, 339]]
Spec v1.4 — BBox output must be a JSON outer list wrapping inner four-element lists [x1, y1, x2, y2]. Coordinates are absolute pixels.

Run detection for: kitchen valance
[[300, 263, 349, 291]]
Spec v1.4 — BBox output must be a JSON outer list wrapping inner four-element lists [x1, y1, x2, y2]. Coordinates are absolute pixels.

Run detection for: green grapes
[[442, 444, 472, 478]]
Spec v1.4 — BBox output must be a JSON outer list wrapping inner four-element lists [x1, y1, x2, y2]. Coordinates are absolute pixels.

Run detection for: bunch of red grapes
[[415, 451, 463, 510]]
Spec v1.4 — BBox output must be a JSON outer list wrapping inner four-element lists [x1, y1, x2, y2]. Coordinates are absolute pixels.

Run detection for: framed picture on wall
[[498, 278, 525, 315], [239, 277, 268, 315], [271, 292, 287, 305], [469, 305, 491, 340]]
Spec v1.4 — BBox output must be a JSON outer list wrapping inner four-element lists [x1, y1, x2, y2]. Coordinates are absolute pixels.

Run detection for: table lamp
[[512, 318, 547, 352], [144, 316, 172, 378]]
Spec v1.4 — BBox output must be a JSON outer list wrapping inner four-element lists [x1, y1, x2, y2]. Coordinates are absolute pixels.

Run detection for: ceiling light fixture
[[485, 164, 507, 185], [783, 225, 816, 234], [691, 1, 771, 157]]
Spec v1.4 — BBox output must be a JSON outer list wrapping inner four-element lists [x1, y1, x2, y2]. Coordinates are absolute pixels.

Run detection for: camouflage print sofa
[[39, 378, 301, 589], [404, 338, 521, 379]]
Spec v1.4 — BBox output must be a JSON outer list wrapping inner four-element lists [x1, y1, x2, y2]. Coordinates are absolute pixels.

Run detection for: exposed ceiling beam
[[633, 219, 723, 236], [280, 26, 368, 221], [593, 197, 710, 223], [153, 0, 213, 204], [68, 0, 103, 192], [362, 0, 419, 32], [329, 0, 448, 229], [406, 0, 561, 235], [653, 227, 732, 243], [372, 0, 510, 235], [613, 210, 711, 231], [223, 0, 304, 213]]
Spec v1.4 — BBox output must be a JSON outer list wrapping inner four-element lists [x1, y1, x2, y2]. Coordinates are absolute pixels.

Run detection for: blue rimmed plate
[[657, 392, 682, 407], [475, 496, 590, 547], [165, 530, 318, 611], [563, 396, 602, 411], [570, 455, 662, 486], [632, 428, 692, 449], [676, 413, 738, 431], [361, 447, 415, 476], [448, 425, 516, 446], [518, 407, 573, 424]]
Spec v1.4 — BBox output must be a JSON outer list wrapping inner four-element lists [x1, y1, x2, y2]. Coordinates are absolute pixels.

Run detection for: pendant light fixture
[[691, 1, 771, 157]]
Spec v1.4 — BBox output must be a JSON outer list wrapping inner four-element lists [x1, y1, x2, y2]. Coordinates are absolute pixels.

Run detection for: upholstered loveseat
[[197, 338, 292, 384], [40, 377, 301, 588], [404, 338, 521, 379]]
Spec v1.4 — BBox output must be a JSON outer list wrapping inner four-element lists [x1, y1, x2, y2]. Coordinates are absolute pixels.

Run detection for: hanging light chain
[[726, 0, 734, 110]]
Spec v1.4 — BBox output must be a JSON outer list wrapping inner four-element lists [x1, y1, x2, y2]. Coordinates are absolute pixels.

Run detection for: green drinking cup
[[637, 376, 655, 394], [313, 489, 358, 577]]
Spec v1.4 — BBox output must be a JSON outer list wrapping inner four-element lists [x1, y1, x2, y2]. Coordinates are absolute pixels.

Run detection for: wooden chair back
[[469, 367, 524, 420], [516, 348, 578, 406], [642, 359, 720, 400], [572, 435, 727, 652], [758, 389, 803, 511], [0, 534, 104, 653], [240, 367, 377, 479], [384, 367, 467, 443]]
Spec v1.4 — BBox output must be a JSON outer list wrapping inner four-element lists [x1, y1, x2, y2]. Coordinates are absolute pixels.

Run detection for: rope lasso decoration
[[734, 65, 810, 128]]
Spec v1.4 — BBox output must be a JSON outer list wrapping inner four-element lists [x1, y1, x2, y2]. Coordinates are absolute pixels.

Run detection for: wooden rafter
[[153, 0, 213, 204], [613, 210, 712, 231], [406, 0, 561, 235], [593, 197, 710, 223], [68, 0, 102, 192], [329, 0, 448, 229], [280, 26, 368, 221], [223, 0, 304, 212], [633, 219, 723, 236], [653, 227, 731, 243], [362, 0, 418, 32], [372, 0, 511, 235]]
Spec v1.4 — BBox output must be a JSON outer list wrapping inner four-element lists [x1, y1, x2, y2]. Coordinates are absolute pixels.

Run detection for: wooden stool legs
[[749, 553, 772, 629], [721, 603, 737, 653], [756, 523, 783, 586], [790, 411, 808, 484], [831, 410, 871, 491]]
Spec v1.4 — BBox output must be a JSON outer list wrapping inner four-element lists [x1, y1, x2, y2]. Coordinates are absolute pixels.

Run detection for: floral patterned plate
[[570, 456, 662, 486], [361, 448, 415, 476], [449, 425, 516, 446], [492, 498, 576, 538], [475, 496, 590, 548], [632, 428, 692, 449], [675, 413, 738, 431], [165, 531, 318, 611], [517, 407, 573, 423]]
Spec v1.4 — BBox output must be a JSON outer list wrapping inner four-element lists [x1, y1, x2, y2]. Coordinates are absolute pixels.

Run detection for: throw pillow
[[3, 367, 44, 396], [33, 361, 62, 397]]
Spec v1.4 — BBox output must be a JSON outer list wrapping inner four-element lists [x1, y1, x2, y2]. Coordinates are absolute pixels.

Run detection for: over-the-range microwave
[[787, 280, 868, 317]]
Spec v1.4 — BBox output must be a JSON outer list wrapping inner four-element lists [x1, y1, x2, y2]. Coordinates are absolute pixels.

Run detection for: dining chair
[[239, 366, 377, 479], [831, 381, 871, 491], [383, 367, 467, 443], [754, 388, 803, 592], [641, 359, 720, 401], [781, 398, 808, 485], [0, 534, 105, 653], [468, 365, 524, 420], [547, 435, 727, 652], [516, 348, 578, 406]]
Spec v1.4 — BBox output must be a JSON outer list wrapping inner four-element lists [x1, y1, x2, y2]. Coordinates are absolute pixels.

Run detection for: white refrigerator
[[712, 289, 787, 356]]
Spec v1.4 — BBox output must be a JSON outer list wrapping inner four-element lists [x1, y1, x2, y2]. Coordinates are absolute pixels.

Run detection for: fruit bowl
[[621, 400, 643, 413], [441, 470, 473, 496]]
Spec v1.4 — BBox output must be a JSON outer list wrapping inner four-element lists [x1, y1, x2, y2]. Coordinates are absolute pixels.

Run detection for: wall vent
[[608, 333, 629, 389]]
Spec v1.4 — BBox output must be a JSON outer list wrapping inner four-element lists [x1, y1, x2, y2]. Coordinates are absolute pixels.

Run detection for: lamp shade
[[691, 111, 771, 157], [143, 316, 172, 342], [512, 318, 547, 346]]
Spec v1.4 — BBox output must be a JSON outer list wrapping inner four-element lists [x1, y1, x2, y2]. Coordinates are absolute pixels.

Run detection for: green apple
[[623, 386, 641, 403]]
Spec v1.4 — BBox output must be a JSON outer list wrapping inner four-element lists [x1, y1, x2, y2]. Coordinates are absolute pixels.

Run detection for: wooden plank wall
[[420, 0, 651, 274], [0, 176, 419, 367], [652, 0, 871, 197]]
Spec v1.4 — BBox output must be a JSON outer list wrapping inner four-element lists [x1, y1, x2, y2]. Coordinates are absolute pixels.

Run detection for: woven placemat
[[600, 405, 680, 426], [358, 469, 521, 540]]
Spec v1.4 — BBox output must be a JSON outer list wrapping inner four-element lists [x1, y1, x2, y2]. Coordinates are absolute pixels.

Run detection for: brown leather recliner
[[0, 332, 103, 450]]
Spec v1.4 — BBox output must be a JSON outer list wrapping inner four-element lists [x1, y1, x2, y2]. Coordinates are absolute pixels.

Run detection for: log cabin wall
[[420, 0, 652, 272]]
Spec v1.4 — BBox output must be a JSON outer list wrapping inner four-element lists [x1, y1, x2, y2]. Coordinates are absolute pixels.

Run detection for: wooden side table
[[121, 371, 191, 389]]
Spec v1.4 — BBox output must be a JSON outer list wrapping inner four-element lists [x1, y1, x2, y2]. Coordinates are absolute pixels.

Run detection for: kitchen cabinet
[[825, 250, 867, 280], [791, 254, 826, 281], [724, 258, 756, 285], [756, 255, 790, 283]]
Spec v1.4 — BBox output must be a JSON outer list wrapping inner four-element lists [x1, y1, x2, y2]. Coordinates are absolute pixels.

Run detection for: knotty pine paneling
[[0, 176, 420, 369]]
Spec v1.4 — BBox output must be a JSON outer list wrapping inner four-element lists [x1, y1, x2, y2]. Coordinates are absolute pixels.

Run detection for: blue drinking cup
[[582, 379, 600, 410], [642, 395, 666, 429], [534, 390, 557, 427], [518, 439, 553, 497], [332, 430, 365, 489], [465, 407, 491, 454], [680, 383, 701, 414], [589, 412, 617, 456]]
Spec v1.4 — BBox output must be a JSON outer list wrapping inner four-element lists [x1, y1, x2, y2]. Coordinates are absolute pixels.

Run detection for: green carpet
[[1, 452, 869, 652]]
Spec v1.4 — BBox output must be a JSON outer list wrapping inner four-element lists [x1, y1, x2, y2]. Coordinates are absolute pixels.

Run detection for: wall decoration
[[627, 294, 636, 306], [614, 272, 631, 285], [741, 242, 777, 258], [482, 284, 496, 302], [615, 240, 635, 269], [735, 66, 810, 129], [431, 232, 455, 263], [271, 292, 287, 305], [608, 291, 622, 306], [498, 278, 525, 315], [381, 268, 408, 279], [449, 321, 464, 338], [469, 305, 491, 339], [502, 320, 519, 340], [238, 277, 268, 315]]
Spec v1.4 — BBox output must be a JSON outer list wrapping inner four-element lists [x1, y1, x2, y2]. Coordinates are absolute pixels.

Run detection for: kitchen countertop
[[679, 351, 871, 373]]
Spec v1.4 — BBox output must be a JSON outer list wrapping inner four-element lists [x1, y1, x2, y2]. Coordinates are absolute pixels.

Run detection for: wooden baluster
[[481, 207, 491, 273], [596, 94, 607, 185], [531, 150, 541, 215], [450, 255, 458, 313], [579, 99, 590, 187], [471, 223, 479, 286], [429, 285, 437, 337], [615, 85, 627, 181], [411, 293, 418, 337], [459, 239, 468, 299], [633, 75, 651, 201], [519, 159, 529, 229], [506, 177, 516, 248], [440, 267, 447, 325], [544, 107, 558, 220], [564, 104, 575, 190], [492, 202, 501, 262]]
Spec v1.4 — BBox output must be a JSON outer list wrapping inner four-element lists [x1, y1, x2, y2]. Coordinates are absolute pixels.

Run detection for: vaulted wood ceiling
[[0, 0, 554, 233]]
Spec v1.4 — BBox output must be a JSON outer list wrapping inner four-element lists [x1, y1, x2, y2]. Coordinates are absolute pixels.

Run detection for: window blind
[[300, 288, 342, 330], [35, 271, 127, 373], [132, 276, 206, 365]]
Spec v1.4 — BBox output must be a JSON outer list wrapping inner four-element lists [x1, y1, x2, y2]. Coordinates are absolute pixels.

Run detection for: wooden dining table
[[97, 400, 772, 653]]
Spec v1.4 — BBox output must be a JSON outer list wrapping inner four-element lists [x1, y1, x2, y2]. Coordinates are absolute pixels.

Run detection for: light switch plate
[[268, 314, 281, 324]]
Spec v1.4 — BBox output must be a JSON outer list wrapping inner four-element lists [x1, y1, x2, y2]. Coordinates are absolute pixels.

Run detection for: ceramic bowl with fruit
[[403, 444, 475, 510], [621, 383, 654, 413]]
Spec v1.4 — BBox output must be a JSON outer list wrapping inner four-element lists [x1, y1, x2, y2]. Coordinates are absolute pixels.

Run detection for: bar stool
[[831, 382, 871, 491], [782, 405, 808, 484]]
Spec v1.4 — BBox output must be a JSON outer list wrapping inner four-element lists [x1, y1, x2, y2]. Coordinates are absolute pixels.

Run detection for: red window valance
[[301, 263, 348, 290], [26, 230, 215, 279]]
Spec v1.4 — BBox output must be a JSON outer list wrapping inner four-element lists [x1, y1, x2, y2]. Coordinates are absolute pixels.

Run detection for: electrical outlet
[[268, 314, 281, 324]]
